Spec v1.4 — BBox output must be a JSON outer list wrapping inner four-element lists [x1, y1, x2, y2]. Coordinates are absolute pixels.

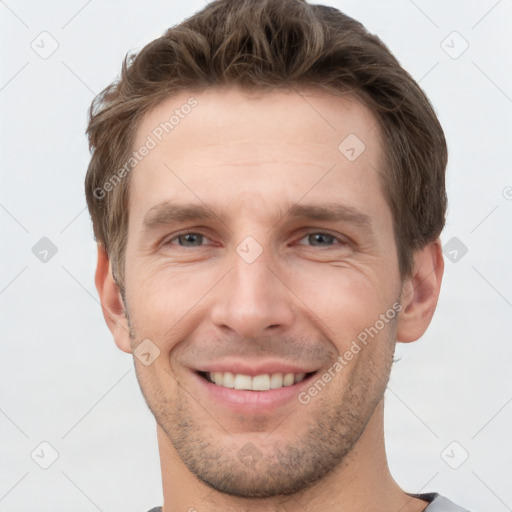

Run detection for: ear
[[396, 239, 444, 343], [95, 245, 132, 353]]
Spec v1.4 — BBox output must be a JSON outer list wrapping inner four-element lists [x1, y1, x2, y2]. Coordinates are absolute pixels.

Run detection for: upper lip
[[193, 360, 319, 377]]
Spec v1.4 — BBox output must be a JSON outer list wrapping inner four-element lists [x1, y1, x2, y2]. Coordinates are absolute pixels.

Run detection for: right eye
[[164, 232, 212, 247]]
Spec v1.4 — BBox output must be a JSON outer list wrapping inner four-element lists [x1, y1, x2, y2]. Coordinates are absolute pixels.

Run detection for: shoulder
[[416, 493, 471, 512]]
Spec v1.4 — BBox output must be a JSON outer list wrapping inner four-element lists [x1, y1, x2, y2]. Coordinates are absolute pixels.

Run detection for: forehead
[[128, 86, 387, 226], [133, 85, 381, 160]]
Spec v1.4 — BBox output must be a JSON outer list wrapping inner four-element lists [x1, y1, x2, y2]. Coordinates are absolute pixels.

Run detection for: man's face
[[122, 86, 403, 497]]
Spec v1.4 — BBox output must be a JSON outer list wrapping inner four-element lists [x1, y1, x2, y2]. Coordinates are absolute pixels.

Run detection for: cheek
[[125, 262, 224, 341], [285, 263, 396, 343]]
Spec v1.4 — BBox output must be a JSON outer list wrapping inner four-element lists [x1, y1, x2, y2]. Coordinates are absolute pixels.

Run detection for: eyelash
[[164, 230, 348, 248]]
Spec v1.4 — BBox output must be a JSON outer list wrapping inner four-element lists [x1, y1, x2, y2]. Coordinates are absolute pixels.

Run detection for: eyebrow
[[277, 202, 375, 239], [143, 203, 227, 229], [283, 203, 373, 229], [142, 201, 374, 235]]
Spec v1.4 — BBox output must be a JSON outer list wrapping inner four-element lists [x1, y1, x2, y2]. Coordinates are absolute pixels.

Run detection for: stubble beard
[[126, 304, 397, 498]]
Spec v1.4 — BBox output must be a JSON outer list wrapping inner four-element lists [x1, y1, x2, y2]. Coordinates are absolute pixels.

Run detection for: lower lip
[[192, 371, 317, 413]]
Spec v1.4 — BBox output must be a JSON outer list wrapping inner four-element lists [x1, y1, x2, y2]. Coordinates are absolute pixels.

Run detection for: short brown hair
[[85, 0, 447, 289]]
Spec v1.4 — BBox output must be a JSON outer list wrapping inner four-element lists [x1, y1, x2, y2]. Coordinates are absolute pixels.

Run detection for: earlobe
[[396, 239, 444, 343], [95, 245, 132, 353]]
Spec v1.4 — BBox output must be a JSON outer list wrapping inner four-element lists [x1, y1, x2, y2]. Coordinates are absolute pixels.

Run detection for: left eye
[[297, 233, 343, 247]]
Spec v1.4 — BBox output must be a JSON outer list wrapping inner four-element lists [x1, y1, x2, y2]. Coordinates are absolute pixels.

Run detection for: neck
[[157, 400, 428, 512]]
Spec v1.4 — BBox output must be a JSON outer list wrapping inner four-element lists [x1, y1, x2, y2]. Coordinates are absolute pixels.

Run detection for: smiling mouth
[[198, 371, 317, 391]]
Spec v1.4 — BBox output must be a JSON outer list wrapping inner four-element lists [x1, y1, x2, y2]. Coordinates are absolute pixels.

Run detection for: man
[[85, 0, 469, 510]]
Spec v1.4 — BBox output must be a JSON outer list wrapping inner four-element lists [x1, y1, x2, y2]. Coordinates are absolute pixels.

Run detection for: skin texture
[[96, 86, 444, 511]]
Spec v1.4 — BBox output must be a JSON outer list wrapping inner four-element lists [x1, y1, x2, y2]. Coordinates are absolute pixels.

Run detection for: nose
[[210, 246, 295, 339]]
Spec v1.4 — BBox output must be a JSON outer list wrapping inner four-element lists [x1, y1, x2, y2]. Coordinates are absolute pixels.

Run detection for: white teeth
[[206, 371, 308, 391], [252, 374, 270, 391], [294, 373, 305, 384], [283, 373, 294, 386], [270, 373, 283, 389], [222, 372, 234, 388], [234, 374, 252, 390]]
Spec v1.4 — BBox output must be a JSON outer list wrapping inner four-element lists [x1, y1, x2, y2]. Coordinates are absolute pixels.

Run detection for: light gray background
[[1, 1, 511, 511]]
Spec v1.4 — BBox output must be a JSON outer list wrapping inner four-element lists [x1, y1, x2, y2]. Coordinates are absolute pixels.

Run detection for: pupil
[[311, 233, 332, 245], [181, 233, 201, 246]]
